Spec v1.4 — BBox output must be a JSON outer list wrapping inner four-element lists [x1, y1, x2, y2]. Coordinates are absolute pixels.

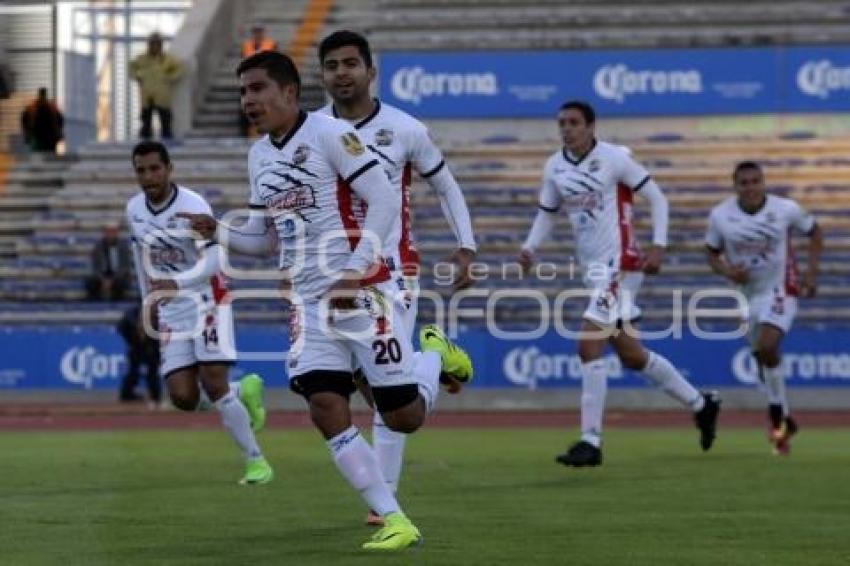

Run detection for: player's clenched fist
[[175, 212, 217, 240]]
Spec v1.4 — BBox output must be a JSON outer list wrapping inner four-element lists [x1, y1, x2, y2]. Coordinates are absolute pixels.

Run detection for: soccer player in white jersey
[[179, 51, 473, 551], [519, 101, 721, 467], [706, 161, 822, 454], [126, 141, 273, 484], [317, 30, 478, 526]]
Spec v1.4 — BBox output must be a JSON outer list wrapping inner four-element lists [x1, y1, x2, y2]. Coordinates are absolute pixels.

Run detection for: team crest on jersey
[[766, 212, 776, 223], [374, 128, 394, 146], [588, 159, 601, 173], [340, 132, 365, 156], [293, 143, 310, 165], [562, 191, 601, 214], [359, 287, 389, 320], [148, 246, 186, 268]]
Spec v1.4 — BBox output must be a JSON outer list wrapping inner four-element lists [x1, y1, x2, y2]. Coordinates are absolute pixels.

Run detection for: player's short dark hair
[[732, 160, 762, 181], [560, 100, 596, 124], [318, 30, 373, 68], [236, 50, 301, 97], [131, 140, 170, 165]]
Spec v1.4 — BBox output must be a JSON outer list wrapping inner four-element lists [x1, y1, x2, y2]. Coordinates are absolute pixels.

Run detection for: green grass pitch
[[2, 428, 849, 565]]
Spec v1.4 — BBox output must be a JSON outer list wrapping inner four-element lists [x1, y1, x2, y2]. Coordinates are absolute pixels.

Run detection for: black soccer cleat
[[694, 391, 721, 451], [555, 440, 602, 467]]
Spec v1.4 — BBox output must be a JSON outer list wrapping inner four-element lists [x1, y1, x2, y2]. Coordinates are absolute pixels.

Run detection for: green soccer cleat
[[239, 456, 273, 485], [419, 324, 473, 393], [362, 512, 422, 551], [238, 373, 267, 432]]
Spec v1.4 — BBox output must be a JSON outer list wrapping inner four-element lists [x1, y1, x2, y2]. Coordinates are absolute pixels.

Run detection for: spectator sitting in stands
[[85, 222, 132, 301], [239, 24, 279, 136], [20, 87, 64, 153], [117, 302, 162, 407]]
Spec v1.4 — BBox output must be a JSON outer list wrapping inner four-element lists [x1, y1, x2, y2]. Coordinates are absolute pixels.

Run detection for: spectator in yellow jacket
[[130, 33, 183, 139]]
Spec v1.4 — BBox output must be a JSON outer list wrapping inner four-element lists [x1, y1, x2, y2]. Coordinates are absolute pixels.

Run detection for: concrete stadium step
[[204, 89, 242, 104], [198, 100, 245, 115], [0, 239, 17, 259], [193, 114, 243, 128]]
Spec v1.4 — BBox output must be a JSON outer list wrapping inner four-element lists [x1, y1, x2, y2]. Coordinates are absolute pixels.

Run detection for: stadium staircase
[[189, 0, 369, 138], [0, 92, 31, 153]]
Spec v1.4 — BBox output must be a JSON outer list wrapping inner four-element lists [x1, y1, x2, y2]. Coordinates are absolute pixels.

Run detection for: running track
[[0, 404, 847, 431]]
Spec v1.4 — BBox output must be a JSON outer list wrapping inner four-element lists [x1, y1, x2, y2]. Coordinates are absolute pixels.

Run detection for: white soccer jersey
[[126, 184, 228, 320], [247, 110, 389, 300], [319, 100, 445, 276], [537, 140, 649, 273], [705, 194, 815, 296]]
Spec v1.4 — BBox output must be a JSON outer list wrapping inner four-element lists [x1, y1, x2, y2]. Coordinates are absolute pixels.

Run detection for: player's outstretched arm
[[519, 208, 556, 274], [176, 211, 274, 257], [175, 212, 217, 239], [324, 165, 400, 310], [424, 167, 477, 290], [635, 180, 668, 274], [168, 243, 224, 290], [345, 164, 401, 274]]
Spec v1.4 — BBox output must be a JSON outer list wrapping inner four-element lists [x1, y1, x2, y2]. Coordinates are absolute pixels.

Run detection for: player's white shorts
[[582, 270, 644, 327], [287, 281, 415, 388], [745, 288, 797, 336], [158, 304, 237, 377]]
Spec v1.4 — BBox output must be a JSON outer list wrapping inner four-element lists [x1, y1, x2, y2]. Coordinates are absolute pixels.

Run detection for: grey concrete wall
[[171, 0, 245, 137]]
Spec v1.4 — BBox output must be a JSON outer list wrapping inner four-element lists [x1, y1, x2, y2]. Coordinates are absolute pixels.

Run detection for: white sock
[[197, 388, 213, 411], [580, 359, 607, 448], [642, 351, 705, 412], [199, 381, 239, 411], [413, 351, 441, 413], [373, 411, 406, 494], [328, 426, 401, 517], [214, 389, 262, 460], [763, 365, 789, 416]]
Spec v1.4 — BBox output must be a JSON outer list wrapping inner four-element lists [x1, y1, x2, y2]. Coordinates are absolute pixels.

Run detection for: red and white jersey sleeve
[[705, 195, 815, 296], [319, 100, 454, 276], [407, 119, 444, 177]]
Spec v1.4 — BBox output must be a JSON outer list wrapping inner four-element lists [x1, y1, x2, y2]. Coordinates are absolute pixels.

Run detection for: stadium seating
[[2, 132, 850, 328], [189, 0, 370, 138], [2, 1, 850, 327], [368, 1, 850, 50]]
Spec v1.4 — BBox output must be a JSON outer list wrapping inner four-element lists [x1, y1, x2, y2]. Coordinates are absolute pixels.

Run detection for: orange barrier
[[286, 0, 334, 67], [0, 153, 12, 195]]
